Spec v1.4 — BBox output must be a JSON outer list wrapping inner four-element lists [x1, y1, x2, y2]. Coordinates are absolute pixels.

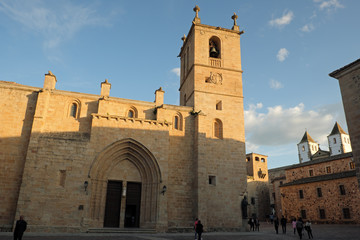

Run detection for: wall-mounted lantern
[[161, 185, 167, 195], [84, 181, 89, 194]]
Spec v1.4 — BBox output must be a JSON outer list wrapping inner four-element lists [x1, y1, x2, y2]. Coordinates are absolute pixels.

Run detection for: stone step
[[87, 228, 156, 234]]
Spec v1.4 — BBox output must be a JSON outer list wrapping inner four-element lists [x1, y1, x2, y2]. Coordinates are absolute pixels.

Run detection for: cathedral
[[0, 6, 248, 232]]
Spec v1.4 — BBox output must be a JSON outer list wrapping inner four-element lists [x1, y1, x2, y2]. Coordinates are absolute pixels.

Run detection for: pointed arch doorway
[[88, 138, 162, 229]]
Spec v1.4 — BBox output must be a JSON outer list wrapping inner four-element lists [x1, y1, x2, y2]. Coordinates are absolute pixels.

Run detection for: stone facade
[[330, 59, 360, 189], [245, 153, 270, 221], [270, 124, 360, 223], [268, 167, 287, 218], [0, 8, 247, 232], [280, 153, 360, 223]]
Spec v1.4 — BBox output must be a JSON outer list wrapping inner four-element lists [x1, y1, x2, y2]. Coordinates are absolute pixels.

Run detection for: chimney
[[155, 87, 165, 107], [101, 79, 111, 98], [43, 71, 57, 90]]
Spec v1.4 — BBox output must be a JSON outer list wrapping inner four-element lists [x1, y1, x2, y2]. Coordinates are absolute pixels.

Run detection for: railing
[[209, 58, 221, 67]]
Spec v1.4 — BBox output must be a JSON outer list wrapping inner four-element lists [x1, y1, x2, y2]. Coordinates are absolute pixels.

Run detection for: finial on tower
[[193, 5, 201, 24], [231, 13, 239, 31]]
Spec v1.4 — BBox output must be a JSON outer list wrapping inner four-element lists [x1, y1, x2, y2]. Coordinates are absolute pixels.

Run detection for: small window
[[317, 188, 322, 197], [279, 181, 283, 186], [216, 100, 222, 110], [251, 197, 255, 205], [333, 138, 336, 144], [339, 185, 346, 195], [255, 157, 259, 161], [343, 208, 351, 219], [261, 158, 265, 162], [302, 146, 305, 151], [128, 110, 135, 118], [174, 116, 179, 129], [301, 209, 307, 219], [209, 176, 216, 186], [309, 169, 314, 177], [299, 190, 304, 199], [59, 170, 66, 187], [326, 166, 331, 173], [70, 103, 77, 118], [319, 209, 326, 219], [127, 107, 138, 118], [214, 119, 223, 139], [350, 162, 355, 169], [246, 157, 250, 162]]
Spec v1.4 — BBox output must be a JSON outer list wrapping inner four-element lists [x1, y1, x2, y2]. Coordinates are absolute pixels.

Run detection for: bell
[[210, 47, 217, 54]]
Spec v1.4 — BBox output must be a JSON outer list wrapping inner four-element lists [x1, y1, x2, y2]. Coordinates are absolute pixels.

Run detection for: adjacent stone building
[[0, 7, 248, 232], [330, 59, 360, 189], [245, 153, 270, 220], [270, 123, 360, 223]]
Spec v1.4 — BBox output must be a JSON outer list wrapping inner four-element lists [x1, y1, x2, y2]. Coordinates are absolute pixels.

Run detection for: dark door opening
[[124, 182, 141, 228], [103, 181, 122, 227]]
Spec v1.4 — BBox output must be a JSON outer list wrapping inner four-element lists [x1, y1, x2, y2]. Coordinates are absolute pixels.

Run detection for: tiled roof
[[329, 58, 360, 78], [281, 170, 356, 187]]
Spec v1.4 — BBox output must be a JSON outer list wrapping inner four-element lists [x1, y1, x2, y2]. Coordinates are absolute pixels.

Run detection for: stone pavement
[[1, 222, 360, 240]]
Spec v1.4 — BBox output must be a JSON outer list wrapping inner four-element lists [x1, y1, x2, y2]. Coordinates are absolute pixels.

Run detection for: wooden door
[[103, 181, 122, 227]]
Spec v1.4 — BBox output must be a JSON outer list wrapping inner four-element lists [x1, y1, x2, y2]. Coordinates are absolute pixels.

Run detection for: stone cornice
[[91, 113, 171, 127]]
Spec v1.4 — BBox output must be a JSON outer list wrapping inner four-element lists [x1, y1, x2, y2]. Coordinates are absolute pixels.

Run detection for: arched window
[[214, 119, 223, 139], [209, 36, 221, 58], [128, 110, 134, 118], [333, 138, 336, 144], [302, 146, 305, 151], [68, 100, 80, 118], [70, 103, 77, 118], [126, 106, 138, 118], [174, 116, 179, 129], [173, 113, 183, 130]]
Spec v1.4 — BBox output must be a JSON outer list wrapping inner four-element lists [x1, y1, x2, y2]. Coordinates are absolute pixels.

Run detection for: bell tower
[[179, 6, 247, 230]]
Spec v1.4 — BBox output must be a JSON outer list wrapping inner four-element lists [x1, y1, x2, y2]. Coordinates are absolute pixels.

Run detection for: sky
[[0, 0, 359, 169]]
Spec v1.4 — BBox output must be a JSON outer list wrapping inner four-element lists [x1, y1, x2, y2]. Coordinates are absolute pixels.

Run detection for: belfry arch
[[88, 138, 162, 229]]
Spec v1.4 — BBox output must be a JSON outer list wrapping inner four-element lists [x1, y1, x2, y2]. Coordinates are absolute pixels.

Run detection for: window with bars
[[301, 210, 307, 219], [339, 185, 346, 195], [317, 188, 322, 197], [299, 190, 304, 199], [319, 209, 326, 219], [343, 208, 351, 219]]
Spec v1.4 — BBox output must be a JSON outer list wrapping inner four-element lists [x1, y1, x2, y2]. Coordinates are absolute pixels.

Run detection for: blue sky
[[0, 0, 359, 169]]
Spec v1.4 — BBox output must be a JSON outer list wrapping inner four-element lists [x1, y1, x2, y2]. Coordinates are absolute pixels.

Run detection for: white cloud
[[276, 48, 289, 62], [269, 10, 294, 28], [244, 102, 346, 149], [301, 23, 315, 32], [0, 0, 112, 48], [171, 68, 180, 77], [269, 79, 284, 89], [314, 0, 344, 10]]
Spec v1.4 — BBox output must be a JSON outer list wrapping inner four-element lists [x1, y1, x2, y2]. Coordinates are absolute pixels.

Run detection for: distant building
[[246, 153, 270, 220], [268, 167, 286, 218], [330, 59, 360, 189], [297, 123, 351, 163], [270, 123, 360, 223]]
